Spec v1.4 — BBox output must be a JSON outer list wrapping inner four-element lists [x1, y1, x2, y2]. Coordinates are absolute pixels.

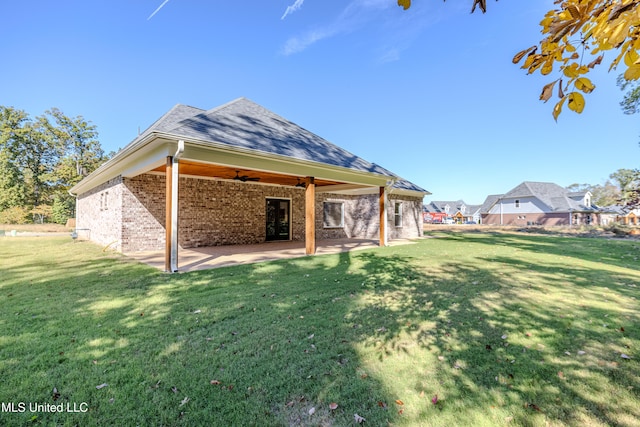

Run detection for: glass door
[[266, 199, 290, 241]]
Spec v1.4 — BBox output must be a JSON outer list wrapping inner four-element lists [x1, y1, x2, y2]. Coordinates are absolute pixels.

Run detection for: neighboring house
[[70, 98, 430, 271], [424, 200, 481, 223], [600, 205, 640, 226], [480, 181, 600, 226]]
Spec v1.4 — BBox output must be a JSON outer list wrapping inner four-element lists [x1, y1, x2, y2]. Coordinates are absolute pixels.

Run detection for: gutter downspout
[[170, 140, 185, 272]]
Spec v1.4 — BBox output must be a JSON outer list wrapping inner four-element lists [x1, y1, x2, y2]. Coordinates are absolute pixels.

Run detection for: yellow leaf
[[397, 0, 410, 10], [567, 92, 585, 114], [575, 77, 595, 93], [565, 43, 576, 53], [553, 97, 567, 121], [624, 49, 639, 67], [563, 63, 580, 78], [624, 64, 640, 80], [539, 80, 557, 102], [512, 46, 536, 64], [541, 59, 554, 75]]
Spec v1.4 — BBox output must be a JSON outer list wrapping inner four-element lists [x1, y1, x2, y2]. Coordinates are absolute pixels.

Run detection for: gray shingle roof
[[136, 97, 427, 193], [497, 181, 596, 212]]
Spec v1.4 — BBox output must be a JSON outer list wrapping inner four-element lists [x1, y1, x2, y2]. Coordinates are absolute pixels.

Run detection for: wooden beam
[[165, 156, 172, 272], [305, 177, 316, 255], [379, 186, 386, 247]]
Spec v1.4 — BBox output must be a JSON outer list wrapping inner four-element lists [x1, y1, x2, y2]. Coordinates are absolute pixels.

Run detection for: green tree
[[610, 168, 639, 204], [1, 106, 108, 224], [591, 180, 623, 206], [45, 108, 104, 186]]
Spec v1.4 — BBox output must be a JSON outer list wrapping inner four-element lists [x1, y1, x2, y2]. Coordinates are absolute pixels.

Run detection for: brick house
[[480, 181, 600, 226], [70, 98, 429, 271]]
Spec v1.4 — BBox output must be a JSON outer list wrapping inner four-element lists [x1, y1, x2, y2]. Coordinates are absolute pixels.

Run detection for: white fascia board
[[70, 136, 173, 195], [71, 131, 396, 195]]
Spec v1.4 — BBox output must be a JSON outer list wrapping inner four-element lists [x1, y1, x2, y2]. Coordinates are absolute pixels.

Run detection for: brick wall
[[388, 195, 424, 239], [79, 174, 423, 252], [76, 177, 124, 250]]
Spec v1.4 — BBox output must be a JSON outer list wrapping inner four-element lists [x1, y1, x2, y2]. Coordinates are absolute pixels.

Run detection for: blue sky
[[1, 0, 638, 205]]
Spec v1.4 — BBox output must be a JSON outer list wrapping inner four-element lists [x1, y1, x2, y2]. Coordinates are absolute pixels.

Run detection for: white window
[[394, 202, 403, 227], [323, 202, 344, 228], [100, 192, 109, 211]]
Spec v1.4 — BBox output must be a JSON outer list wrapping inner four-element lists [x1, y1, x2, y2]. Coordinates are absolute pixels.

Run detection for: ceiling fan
[[295, 178, 306, 188], [233, 171, 260, 182]]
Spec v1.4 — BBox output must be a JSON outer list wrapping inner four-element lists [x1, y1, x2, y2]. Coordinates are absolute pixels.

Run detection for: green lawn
[[1, 232, 639, 426]]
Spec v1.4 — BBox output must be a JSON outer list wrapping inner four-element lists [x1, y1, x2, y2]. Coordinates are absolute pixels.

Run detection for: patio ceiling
[[151, 160, 352, 189]]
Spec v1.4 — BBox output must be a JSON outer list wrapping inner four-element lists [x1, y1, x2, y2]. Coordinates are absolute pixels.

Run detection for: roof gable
[[500, 181, 595, 212], [73, 98, 429, 195], [152, 98, 383, 175]]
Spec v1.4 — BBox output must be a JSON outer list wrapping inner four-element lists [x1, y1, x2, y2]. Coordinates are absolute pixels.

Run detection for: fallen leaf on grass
[[354, 413, 366, 423], [558, 371, 565, 379], [501, 334, 508, 340], [395, 400, 404, 406], [432, 395, 438, 405], [180, 396, 189, 407], [621, 354, 632, 359], [52, 387, 60, 401], [577, 350, 586, 355], [96, 383, 108, 390], [171, 386, 178, 393], [329, 402, 338, 410], [526, 403, 541, 412], [308, 407, 315, 415], [210, 380, 221, 385], [377, 401, 387, 409]]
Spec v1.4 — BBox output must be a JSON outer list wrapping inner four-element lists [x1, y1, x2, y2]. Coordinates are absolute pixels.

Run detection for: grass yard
[[0, 232, 639, 426]]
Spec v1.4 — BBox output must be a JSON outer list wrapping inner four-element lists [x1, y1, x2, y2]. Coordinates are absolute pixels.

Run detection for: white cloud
[[147, 0, 171, 20], [280, 0, 393, 55], [281, 28, 337, 56], [281, 0, 305, 20]]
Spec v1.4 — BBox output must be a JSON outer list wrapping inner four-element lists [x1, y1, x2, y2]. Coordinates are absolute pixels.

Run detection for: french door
[[266, 199, 290, 241]]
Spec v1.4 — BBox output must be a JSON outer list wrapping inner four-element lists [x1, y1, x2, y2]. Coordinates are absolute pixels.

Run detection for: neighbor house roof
[[72, 98, 428, 196], [482, 181, 596, 213], [424, 200, 466, 213]]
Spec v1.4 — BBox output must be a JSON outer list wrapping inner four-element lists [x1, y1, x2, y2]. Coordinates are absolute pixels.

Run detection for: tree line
[[567, 168, 640, 208], [0, 106, 110, 225]]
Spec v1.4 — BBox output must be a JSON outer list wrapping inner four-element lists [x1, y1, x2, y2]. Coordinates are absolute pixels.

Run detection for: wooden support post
[[165, 156, 172, 272], [379, 186, 386, 247], [305, 177, 316, 255]]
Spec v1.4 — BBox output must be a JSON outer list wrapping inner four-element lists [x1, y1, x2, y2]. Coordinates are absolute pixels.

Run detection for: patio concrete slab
[[125, 238, 416, 272]]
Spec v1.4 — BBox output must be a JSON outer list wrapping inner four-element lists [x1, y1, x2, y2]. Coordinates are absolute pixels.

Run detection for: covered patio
[[71, 98, 429, 273], [125, 238, 417, 272]]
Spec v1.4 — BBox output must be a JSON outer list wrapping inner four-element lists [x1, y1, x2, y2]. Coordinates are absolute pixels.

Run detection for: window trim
[[394, 202, 403, 228], [323, 201, 344, 229]]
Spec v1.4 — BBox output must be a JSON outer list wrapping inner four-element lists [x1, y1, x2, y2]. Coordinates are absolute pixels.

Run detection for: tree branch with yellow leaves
[[399, 0, 640, 120]]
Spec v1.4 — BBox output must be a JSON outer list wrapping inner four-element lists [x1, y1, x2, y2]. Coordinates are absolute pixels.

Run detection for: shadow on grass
[[1, 235, 639, 426]]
